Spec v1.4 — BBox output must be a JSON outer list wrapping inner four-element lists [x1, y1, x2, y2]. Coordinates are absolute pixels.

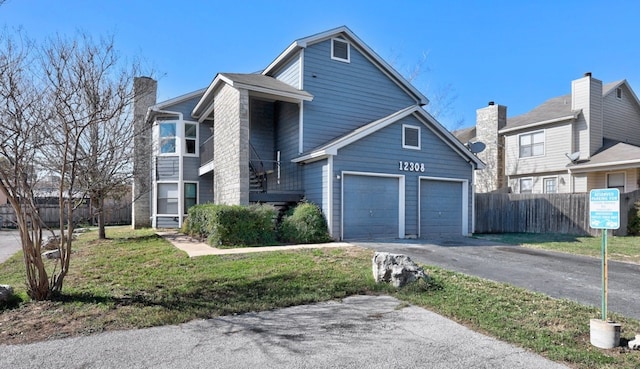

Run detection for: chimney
[[132, 77, 157, 229], [475, 102, 507, 192], [571, 73, 603, 158]]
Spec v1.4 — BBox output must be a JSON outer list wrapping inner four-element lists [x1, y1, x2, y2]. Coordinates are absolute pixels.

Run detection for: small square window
[[402, 125, 420, 150], [607, 172, 625, 192], [520, 178, 533, 194], [331, 38, 350, 62], [543, 178, 557, 193]]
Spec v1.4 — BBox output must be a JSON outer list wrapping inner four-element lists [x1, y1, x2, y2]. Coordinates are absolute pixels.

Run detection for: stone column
[[132, 77, 157, 228], [475, 102, 506, 193]]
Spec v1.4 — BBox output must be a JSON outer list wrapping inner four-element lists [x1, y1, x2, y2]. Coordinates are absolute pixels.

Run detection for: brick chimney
[[132, 77, 157, 229], [475, 102, 507, 192]]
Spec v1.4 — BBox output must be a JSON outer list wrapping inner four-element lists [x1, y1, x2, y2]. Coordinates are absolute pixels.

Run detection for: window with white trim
[[520, 178, 533, 194], [543, 177, 557, 193], [519, 131, 544, 158], [184, 182, 197, 214], [607, 172, 625, 192], [185, 123, 197, 155], [331, 38, 350, 62], [157, 183, 178, 214], [402, 124, 421, 150], [159, 122, 177, 154]]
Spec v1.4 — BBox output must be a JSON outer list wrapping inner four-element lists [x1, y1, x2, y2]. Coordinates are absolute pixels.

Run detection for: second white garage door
[[420, 179, 464, 238]]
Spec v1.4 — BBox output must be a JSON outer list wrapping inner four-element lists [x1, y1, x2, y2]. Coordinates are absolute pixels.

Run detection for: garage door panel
[[344, 175, 399, 239], [420, 180, 462, 237]]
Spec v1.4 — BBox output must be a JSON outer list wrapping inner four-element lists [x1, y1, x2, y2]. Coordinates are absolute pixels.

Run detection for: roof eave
[[499, 112, 580, 134]]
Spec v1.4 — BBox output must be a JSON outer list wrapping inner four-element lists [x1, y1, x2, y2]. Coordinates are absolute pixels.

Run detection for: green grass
[[1, 227, 640, 368], [475, 233, 640, 264]]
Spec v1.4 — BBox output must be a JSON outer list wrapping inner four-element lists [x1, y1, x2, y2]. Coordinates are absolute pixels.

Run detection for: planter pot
[[590, 318, 621, 349]]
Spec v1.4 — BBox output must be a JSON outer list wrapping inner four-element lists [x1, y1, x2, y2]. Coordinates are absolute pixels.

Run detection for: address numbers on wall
[[398, 161, 425, 172]]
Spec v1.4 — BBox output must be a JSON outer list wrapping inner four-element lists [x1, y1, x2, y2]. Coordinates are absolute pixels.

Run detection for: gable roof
[[262, 26, 429, 106], [568, 139, 640, 172], [147, 88, 206, 121], [293, 105, 484, 169], [192, 73, 313, 121], [500, 94, 580, 133]]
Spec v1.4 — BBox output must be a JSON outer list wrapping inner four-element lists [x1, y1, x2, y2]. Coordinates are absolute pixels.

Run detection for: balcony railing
[[200, 136, 214, 166], [249, 158, 303, 193]]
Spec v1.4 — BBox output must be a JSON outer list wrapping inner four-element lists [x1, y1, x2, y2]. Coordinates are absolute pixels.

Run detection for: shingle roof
[[503, 94, 576, 130], [568, 138, 640, 171], [219, 73, 313, 100], [452, 126, 476, 144]]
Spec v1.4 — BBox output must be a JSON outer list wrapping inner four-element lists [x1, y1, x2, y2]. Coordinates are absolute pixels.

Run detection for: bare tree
[[41, 33, 143, 241], [0, 32, 53, 300]]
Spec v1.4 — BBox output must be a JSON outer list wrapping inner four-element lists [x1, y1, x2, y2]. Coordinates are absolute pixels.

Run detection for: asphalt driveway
[[354, 237, 640, 320], [0, 229, 21, 263]]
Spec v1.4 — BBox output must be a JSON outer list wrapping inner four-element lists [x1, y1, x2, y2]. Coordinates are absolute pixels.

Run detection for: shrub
[[184, 204, 277, 247], [278, 202, 331, 244], [628, 200, 640, 236]]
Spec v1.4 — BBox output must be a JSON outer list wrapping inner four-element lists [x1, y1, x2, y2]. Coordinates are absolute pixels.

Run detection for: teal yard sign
[[589, 188, 620, 321]]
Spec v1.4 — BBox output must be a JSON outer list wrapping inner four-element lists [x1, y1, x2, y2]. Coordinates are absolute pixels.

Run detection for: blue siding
[[199, 172, 214, 204], [183, 157, 200, 180], [275, 101, 299, 159], [302, 39, 418, 151], [156, 156, 179, 180], [303, 159, 326, 206], [273, 52, 301, 89], [250, 98, 275, 161], [332, 115, 473, 238]]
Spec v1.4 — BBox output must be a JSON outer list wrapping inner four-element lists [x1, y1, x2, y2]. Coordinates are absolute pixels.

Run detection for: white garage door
[[420, 179, 463, 238], [343, 174, 400, 239]]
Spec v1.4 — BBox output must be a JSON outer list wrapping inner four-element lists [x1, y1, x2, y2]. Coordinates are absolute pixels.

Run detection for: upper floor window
[[616, 87, 623, 99], [402, 124, 421, 150], [607, 172, 625, 192], [543, 177, 557, 194], [519, 131, 544, 158], [160, 122, 176, 154], [185, 123, 197, 155], [520, 178, 533, 194], [331, 38, 350, 63]]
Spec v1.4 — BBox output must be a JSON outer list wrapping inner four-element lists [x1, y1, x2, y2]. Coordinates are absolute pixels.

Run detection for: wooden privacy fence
[[0, 201, 132, 229], [475, 189, 640, 236]]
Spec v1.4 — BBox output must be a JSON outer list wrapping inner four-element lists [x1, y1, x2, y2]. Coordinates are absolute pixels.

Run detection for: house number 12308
[[399, 161, 425, 172]]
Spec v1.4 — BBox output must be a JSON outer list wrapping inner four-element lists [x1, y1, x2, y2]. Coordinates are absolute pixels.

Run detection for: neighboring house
[[132, 26, 484, 239], [457, 73, 640, 194]]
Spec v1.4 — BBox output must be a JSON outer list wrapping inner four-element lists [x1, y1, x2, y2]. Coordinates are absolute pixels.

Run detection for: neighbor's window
[[185, 123, 197, 155], [519, 131, 544, 158], [543, 178, 557, 194], [184, 183, 197, 214], [331, 38, 350, 62], [607, 172, 625, 192], [616, 87, 623, 99], [402, 124, 421, 150], [157, 183, 178, 214], [159, 122, 177, 154], [520, 178, 533, 194]]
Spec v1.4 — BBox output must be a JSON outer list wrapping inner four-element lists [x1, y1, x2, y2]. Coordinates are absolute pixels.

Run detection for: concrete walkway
[[156, 230, 353, 256]]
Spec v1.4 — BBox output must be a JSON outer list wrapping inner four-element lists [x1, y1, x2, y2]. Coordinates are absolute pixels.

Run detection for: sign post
[[589, 188, 620, 321]]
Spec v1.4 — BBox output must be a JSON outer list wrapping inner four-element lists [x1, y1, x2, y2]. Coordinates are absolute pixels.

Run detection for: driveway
[[0, 229, 21, 263], [0, 295, 567, 369], [354, 237, 640, 320]]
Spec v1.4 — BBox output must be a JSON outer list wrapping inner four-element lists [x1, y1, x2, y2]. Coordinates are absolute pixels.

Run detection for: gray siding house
[[133, 26, 484, 239], [458, 73, 640, 194]]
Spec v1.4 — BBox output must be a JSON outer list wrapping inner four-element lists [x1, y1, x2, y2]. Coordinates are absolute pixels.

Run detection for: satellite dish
[[467, 141, 486, 154], [565, 151, 580, 163]]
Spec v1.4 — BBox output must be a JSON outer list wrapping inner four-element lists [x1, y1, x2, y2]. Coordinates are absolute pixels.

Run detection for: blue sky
[[1, 0, 639, 130]]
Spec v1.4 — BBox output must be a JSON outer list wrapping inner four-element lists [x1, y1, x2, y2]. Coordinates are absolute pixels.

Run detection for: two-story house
[[132, 26, 484, 240], [457, 73, 640, 194]]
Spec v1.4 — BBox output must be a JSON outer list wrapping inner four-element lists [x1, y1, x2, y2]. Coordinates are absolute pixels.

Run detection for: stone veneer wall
[[132, 77, 157, 228], [475, 104, 506, 193], [213, 84, 250, 205]]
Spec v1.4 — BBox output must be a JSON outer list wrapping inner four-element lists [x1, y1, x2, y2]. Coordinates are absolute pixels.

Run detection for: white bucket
[[590, 318, 621, 349]]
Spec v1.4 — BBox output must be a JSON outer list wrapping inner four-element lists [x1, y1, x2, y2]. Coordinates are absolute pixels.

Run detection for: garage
[[342, 173, 403, 239], [420, 179, 465, 238]]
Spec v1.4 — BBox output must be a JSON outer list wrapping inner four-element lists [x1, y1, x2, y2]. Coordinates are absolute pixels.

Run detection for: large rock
[[42, 249, 61, 259], [0, 284, 13, 302], [372, 252, 427, 288]]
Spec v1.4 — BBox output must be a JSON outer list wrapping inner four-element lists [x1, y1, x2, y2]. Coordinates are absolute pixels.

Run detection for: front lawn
[[1, 227, 639, 368]]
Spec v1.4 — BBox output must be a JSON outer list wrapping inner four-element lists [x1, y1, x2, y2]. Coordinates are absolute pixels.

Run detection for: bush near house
[[183, 202, 331, 247], [628, 200, 640, 236], [183, 204, 277, 247], [278, 201, 331, 244]]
